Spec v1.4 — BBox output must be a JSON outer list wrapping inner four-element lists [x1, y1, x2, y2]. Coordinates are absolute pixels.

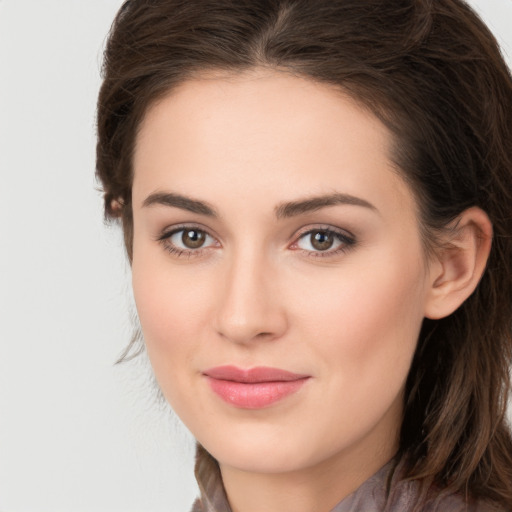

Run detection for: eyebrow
[[275, 193, 377, 218], [142, 191, 218, 217], [142, 191, 376, 218]]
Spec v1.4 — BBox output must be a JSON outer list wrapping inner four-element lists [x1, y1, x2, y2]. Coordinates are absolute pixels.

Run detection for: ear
[[110, 198, 124, 217], [424, 207, 492, 320]]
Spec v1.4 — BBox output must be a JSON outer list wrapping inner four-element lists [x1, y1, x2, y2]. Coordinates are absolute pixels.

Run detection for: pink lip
[[203, 366, 310, 409]]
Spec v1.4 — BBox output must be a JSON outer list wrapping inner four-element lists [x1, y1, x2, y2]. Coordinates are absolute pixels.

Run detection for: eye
[[293, 228, 355, 255], [173, 228, 209, 249], [158, 226, 218, 256]]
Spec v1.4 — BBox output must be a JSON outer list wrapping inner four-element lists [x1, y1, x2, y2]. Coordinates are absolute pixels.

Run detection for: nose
[[214, 250, 288, 345]]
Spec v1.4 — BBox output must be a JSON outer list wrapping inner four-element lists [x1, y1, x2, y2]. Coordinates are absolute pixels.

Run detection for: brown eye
[[294, 228, 355, 255], [162, 227, 217, 254], [310, 231, 334, 251], [182, 229, 206, 249]]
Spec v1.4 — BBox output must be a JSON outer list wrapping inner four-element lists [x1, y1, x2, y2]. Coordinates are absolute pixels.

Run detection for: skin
[[130, 70, 491, 512]]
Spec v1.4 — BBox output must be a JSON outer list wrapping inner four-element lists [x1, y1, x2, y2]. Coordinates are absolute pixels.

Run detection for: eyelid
[[290, 224, 356, 244], [289, 225, 356, 256], [156, 223, 221, 257], [155, 222, 356, 259], [157, 222, 218, 242], [299, 222, 354, 235]]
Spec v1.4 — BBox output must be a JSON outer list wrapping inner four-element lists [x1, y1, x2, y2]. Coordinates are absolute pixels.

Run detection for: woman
[[96, 0, 512, 510]]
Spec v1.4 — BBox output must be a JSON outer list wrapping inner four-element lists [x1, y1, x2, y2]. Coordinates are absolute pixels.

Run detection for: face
[[131, 70, 434, 477]]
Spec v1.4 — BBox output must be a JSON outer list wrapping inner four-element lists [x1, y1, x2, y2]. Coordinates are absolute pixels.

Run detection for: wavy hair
[[96, 0, 512, 508]]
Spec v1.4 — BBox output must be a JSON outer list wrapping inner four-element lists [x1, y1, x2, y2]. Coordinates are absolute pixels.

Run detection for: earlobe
[[424, 207, 492, 320]]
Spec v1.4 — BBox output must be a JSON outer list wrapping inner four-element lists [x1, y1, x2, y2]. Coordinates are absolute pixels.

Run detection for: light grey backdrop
[[1, 1, 511, 511]]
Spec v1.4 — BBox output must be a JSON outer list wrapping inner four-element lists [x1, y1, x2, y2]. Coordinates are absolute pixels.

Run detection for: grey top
[[190, 446, 501, 512]]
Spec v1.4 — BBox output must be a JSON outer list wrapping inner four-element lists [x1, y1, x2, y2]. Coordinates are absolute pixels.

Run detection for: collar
[[189, 446, 487, 512]]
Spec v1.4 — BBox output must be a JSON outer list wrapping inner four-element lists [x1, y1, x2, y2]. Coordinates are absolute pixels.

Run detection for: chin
[[211, 445, 311, 474], [198, 428, 333, 475]]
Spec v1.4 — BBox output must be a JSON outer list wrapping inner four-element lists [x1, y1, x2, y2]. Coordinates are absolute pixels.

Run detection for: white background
[[0, 1, 511, 511]]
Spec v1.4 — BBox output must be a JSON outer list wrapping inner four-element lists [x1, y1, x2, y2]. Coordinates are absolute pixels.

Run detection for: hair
[[96, 0, 512, 508]]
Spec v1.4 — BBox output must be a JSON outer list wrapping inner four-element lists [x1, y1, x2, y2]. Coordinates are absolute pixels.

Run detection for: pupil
[[182, 230, 205, 249], [312, 231, 333, 251]]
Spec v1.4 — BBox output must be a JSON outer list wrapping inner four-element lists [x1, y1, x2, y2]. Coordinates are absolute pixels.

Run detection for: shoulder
[[421, 492, 504, 512], [372, 461, 505, 512], [387, 477, 504, 512]]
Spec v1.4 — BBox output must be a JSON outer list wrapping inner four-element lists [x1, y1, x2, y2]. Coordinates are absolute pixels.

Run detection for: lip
[[203, 366, 310, 409]]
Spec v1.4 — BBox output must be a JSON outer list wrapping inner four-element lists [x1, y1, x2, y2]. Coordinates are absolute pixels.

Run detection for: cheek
[[131, 248, 210, 378], [288, 250, 427, 385], [131, 264, 214, 430]]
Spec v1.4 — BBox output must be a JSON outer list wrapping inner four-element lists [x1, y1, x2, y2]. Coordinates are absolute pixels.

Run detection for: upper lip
[[203, 365, 309, 383]]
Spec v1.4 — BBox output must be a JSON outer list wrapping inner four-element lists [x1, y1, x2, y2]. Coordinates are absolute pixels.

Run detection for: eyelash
[[291, 226, 356, 259], [157, 224, 217, 259], [157, 225, 356, 259]]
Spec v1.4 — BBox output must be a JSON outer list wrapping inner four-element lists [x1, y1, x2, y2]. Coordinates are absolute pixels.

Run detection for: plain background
[[0, 1, 511, 511]]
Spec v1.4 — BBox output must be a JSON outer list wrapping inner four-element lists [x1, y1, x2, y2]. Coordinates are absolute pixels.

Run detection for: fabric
[[189, 445, 500, 512]]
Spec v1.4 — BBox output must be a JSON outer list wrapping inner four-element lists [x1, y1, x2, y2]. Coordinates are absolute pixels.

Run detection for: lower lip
[[205, 377, 309, 409]]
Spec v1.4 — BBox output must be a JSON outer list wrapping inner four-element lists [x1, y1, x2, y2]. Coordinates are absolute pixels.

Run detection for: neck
[[219, 422, 399, 512]]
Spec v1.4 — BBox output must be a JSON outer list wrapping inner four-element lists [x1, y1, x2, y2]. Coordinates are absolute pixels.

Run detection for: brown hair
[[96, 0, 512, 508]]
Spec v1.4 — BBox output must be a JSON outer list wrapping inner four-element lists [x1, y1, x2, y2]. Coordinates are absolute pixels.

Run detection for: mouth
[[202, 366, 310, 409]]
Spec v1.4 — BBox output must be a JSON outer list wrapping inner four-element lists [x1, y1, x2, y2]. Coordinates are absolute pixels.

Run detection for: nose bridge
[[215, 243, 286, 344]]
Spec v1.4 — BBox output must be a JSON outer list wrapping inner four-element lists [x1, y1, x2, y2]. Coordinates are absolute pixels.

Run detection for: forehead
[[132, 69, 414, 218], [135, 69, 388, 162]]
